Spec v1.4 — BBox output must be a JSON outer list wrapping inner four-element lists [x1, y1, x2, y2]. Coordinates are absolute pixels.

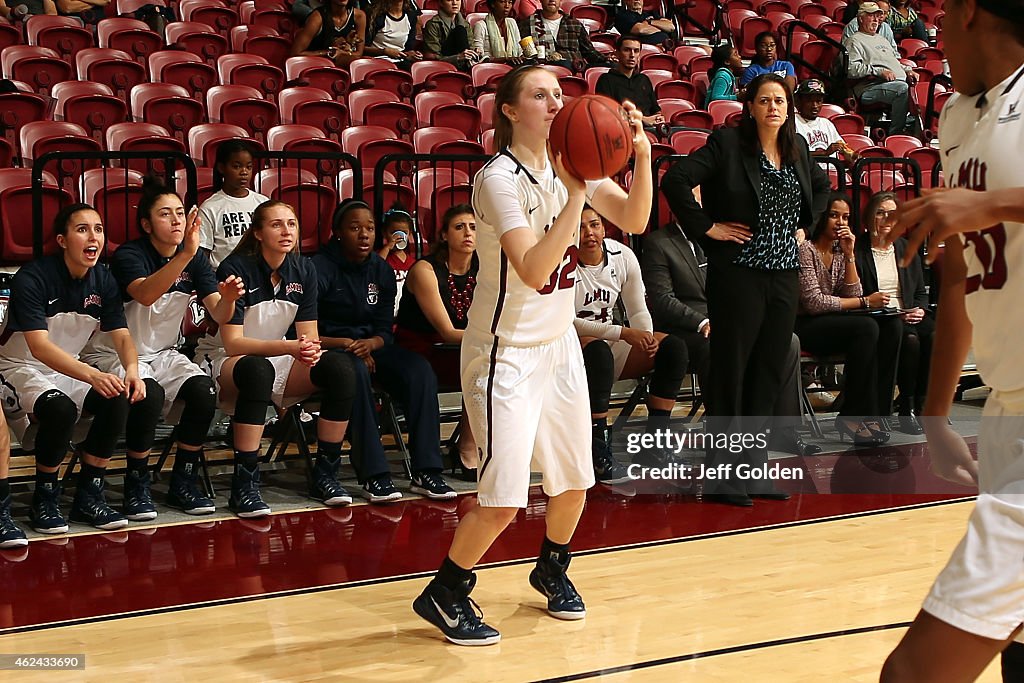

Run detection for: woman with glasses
[[740, 32, 797, 93], [855, 191, 933, 434], [795, 192, 902, 445]]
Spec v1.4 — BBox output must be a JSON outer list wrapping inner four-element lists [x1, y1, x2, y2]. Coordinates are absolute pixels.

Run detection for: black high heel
[[835, 418, 887, 446], [444, 443, 478, 482]]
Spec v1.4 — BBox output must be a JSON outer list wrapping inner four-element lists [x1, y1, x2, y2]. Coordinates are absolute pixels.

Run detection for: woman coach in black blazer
[[854, 191, 934, 434], [661, 73, 831, 506]]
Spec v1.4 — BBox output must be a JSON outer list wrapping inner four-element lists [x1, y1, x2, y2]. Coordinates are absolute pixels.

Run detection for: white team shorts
[[0, 364, 94, 447], [198, 352, 299, 413], [923, 389, 1024, 642], [462, 327, 595, 508], [83, 348, 207, 420]]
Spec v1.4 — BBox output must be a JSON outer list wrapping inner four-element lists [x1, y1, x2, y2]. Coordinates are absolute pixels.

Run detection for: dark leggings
[[896, 315, 935, 414], [230, 353, 355, 425], [582, 341, 615, 414], [33, 388, 130, 468], [795, 313, 903, 417]]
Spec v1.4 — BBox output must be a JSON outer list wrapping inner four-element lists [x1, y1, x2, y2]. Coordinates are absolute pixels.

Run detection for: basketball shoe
[[413, 574, 501, 646], [529, 552, 586, 620]]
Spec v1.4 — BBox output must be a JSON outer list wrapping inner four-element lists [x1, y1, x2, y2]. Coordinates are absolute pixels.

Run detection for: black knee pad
[[1002, 642, 1024, 682], [309, 351, 356, 421], [582, 341, 615, 414], [32, 390, 78, 468], [232, 355, 275, 425], [124, 378, 165, 453], [81, 390, 131, 460], [175, 374, 217, 447], [650, 334, 689, 399]]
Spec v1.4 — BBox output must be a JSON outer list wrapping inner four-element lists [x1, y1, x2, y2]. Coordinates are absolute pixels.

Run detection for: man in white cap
[[842, 0, 899, 50], [842, 1, 919, 134]]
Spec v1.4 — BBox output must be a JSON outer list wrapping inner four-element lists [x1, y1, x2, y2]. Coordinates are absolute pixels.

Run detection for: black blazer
[[660, 126, 832, 267], [854, 235, 929, 310], [640, 225, 708, 335]]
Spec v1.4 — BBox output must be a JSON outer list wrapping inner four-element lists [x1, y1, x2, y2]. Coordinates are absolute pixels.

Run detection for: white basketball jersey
[[940, 62, 1024, 391], [468, 150, 601, 345], [574, 238, 651, 330]]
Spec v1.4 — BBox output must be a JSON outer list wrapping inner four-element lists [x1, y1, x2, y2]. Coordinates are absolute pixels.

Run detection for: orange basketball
[[548, 95, 634, 181]]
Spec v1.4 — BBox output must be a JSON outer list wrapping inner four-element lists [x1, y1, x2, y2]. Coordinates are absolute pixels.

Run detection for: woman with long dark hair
[[796, 192, 901, 445], [364, 0, 422, 66], [854, 190, 933, 434], [291, 0, 367, 67], [661, 73, 831, 506]]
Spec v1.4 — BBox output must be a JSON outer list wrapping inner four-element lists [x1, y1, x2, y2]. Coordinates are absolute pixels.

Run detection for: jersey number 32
[[538, 245, 579, 295]]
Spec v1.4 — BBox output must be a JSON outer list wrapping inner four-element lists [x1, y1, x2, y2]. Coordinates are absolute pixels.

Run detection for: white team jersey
[[573, 238, 652, 340], [468, 150, 603, 345], [940, 63, 1024, 391]]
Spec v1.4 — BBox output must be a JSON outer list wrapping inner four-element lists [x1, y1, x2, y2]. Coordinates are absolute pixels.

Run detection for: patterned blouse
[[797, 240, 863, 315], [887, 6, 919, 35], [735, 152, 801, 270]]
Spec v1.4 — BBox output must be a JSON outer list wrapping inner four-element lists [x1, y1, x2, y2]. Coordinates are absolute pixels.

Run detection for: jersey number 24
[[963, 224, 1007, 294]]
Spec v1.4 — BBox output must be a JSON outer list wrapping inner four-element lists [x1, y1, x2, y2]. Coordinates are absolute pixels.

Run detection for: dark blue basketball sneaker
[[413, 575, 501, 646], [529, 553, 586, 620]]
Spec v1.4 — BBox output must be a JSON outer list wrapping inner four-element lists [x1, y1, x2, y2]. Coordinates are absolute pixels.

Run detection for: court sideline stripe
[[531, 621, 914, 682], [0, 496, 971, 636]]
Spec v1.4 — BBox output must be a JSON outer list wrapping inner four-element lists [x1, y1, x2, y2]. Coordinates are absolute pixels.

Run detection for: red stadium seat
[[471, 62, 512, 90], [148, 50, 217, 101], [364, 101, 417, 137], [80, 167, 146, 254], [414, 90, 464, 127], [1, 45, 72, 96], [412, 127, 464, 155], [0, 91, 49, 159], [430, 103, 481, 140], [238, 32, 290, 67], [349, 89, 401, 125], [217, 53, 284, 100], [540, 64, 572, 80], [884, 134, 924, 157], [349, 57, 400, 88], [165, 22, 229, 63], [411, 60, 457, 87], [0, 138, 11, 168], [570, 3, 607, 28], [355, 139, 414, 184], [797, 39, 840, 82], [251, 8, 295, 34], [643, 69, 675, 90], [0, 23, 19, 53], [861, 168, 905, 192], [206, 84, 279, 143], [75, 48, 146, 103], [477, 92, 496, 131], [266, 122, 345, 178], [116, 0, 164, 14], [180, 0, 239, 36], [670, 129, 710, 154], [481, 128, 496, 155], [819, 103, 846, 118], [19, 121, 101, 163], [188, 123, 257, 166], [277, 86, 350, 137], [129, 83, 205, 145], [256, 168, 336, 253], [104, 121, 185, 166], [25, 15, 93, 63], [415, 168, 471, 244], [337, 169, 411, 235], [283, 55, 350, 98], [51, 81, 128, 143], [585, 66, 610, 92], [908, 147, 941, 188], [658, 98, 696, 121], [738, 16, 772, 58], [708, 99, 743, 127], [656, 79, 698, 104], [672, 46, 709, 76], [830, 112, 866, 136], [843, 133, 875, 151], [340, 125, 396, 159], [97, 18, 163, 65], [229, 24, 276, 52], [0, 168, 71, 263]]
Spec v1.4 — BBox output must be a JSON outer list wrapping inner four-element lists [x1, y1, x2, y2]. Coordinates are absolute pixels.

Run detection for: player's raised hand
[[183, 206, 202, 256], [218, 274, 245, 302], [921, 416, 978, 488], [621, 100, 650, 160], [889, 188, 996, 265]]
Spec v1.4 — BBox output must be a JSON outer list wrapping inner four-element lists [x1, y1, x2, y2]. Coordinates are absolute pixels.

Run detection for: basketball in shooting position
[[548, 95, 634, 181]]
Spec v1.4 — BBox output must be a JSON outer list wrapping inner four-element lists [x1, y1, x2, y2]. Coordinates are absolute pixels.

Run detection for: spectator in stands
[[199, 140, 270, 269], [194, 201, 359, 518], [0, 0, 56, 20], [843, 1, 918, 135], [376, 203, 417, 313], [422, 0, 478, 69], [595, 36, 664, 129], [395, 204, 478, 481], [521, 0, 611, 72], [740, 32, 797, 92], [661, 73, 832, 505], [55, 0, 106, 23], [613, 0, 677, 47], [0, 412, 27, 548], [81, 178, 242, 520], [842, 0, 860, 24], [364, 0, 423, 67], [705, 42, 744, 107], [854, 191, 933, 434], [796, 192, 901, 445], [887, 0, 928, 43], [641, 221, 822, 459], [842, 0, 899, 50], [291, 0, 367, 67], [472, 0, 524, 65], [793, 78, 858, 163], [0, 203, 139, 533], [574, 207, 691, 483], [314, 199, 457, 502]]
